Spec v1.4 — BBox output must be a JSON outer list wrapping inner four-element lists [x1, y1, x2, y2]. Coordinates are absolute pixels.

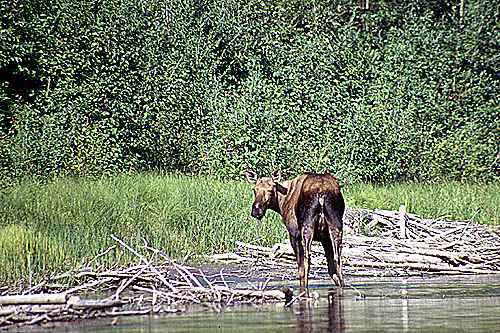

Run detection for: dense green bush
[[1, 0, 499, 183]]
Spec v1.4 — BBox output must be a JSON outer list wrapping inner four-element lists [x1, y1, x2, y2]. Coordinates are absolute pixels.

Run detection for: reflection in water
[[401, 279, 409, 333], [292, 288, 344, 333], [296, 300, 313, 332], [328, 288, 345, 333]]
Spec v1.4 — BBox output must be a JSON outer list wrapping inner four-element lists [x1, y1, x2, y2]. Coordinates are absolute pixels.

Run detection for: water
[[13, 275, 500, 332]]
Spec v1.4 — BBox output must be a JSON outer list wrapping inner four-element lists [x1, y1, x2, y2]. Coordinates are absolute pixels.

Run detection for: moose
[[245, 169, 345, 290]]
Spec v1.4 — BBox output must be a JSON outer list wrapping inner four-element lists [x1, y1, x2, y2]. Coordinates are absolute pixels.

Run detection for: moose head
[[244, 169, 288, 220]]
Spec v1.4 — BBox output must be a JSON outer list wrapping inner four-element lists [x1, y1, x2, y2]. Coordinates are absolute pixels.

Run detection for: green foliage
[[0, 0, 499, 182]]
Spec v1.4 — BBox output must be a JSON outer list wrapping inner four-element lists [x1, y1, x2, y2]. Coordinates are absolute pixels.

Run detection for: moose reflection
[[290, 288, 345, 333]]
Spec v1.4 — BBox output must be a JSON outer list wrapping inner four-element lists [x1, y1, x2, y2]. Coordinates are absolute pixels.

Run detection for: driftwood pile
[[342, 208, 500, 275], [210, 208, 500, 278], [0, 234, 286, 330]]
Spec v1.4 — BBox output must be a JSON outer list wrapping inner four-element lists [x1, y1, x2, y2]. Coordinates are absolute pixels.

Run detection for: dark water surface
[[14, 275, 500, 332]]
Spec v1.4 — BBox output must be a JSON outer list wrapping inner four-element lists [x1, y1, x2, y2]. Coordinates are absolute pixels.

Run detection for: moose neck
[[272, 180, 291, 216], [265, 188, 280, 215]]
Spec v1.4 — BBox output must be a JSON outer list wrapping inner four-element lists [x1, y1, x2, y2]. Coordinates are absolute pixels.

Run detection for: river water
[[13, 275, 500, 332]]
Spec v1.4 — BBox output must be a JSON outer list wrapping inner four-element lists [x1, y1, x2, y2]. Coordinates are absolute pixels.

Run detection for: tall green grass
[[0, 173, 285, 284], [1, 174, 499, 284], [344, 182, 500, 225]]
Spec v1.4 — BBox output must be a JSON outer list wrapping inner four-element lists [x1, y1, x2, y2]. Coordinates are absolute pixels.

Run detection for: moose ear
[[276, 183, 288, 195], [271, 168, 281, 182], [244, 170, 258, 183]]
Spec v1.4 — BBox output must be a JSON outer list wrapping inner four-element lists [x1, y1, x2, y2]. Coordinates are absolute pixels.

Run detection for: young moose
[[245, 169, 345, 290]]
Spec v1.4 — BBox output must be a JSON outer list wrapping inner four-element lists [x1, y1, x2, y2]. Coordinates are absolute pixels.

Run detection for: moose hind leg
[[321, 239, 342, 287], [324, 207, 344, 287], [329, 225, 344, 287], [298, 199, 319, 292], [332, 234, 343, 287]]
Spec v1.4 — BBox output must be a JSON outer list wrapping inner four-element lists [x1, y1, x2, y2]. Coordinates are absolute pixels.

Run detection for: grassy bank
[[0, 173, 285, 285], [1, 174, 499, 284], [346, 182, 500, 225]]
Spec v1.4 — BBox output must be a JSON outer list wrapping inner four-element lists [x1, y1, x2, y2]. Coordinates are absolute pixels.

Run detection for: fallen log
[[0, 306, 16, 316], [345, 259, 500, 274], [235, 240, 274, 254], [68, 296, 126, 310], [0, 293, 67, 306]]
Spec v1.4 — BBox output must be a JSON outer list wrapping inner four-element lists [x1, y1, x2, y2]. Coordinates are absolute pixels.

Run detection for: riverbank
[[2, 206, 499, 329], [1, 173, 499, 284]]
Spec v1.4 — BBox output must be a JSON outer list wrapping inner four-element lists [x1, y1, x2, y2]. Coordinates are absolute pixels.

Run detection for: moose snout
[[251, 203, 265, 220], [251, 210, 264, 220]]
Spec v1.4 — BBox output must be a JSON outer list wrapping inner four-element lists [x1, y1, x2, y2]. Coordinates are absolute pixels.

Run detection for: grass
[[344, 181, 500, 224], [1, 173, 499, 284], [0, 173, 285, 285]]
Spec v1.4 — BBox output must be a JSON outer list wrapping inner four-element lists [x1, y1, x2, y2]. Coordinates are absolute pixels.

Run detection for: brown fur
[[245, 169, 345, 290]]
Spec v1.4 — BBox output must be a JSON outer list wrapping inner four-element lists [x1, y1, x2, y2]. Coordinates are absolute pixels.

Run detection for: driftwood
[[0, 294, 67, 306], [0, 235, 286, 330]]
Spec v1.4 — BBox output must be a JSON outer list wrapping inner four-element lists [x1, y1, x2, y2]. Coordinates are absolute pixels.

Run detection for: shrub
[[0, 0, 499, 182]]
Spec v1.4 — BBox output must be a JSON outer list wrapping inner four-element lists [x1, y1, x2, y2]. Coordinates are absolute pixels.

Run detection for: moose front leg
[[289, 230, 307, 292]]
